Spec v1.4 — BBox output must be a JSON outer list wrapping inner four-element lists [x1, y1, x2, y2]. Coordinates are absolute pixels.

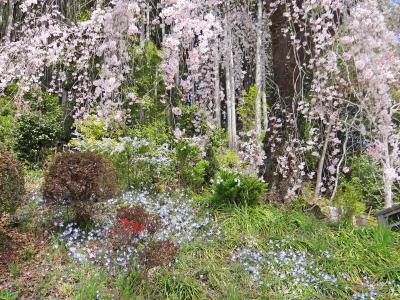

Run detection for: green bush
[[203, 129, 226, 181], [210, 171, 267, 207], [14, 92, 66, 164], [74, 113, 128, 141], [183, 159, 210, 191], [334, 178, 366, 219], [0, 97, 17, 151], [129, 119, 172, 146], [71, 113, 176, 190], [0, 150, 25, 215], [348, 155, 385, 210], [43, 152, 120, 224], [237, 85, 265, 132], [14, 112, 63, 164], [0, 289, 18, 300], [175, 140, 210, 190], [126, 40, 166, 126], [218, 150, 240, 171]]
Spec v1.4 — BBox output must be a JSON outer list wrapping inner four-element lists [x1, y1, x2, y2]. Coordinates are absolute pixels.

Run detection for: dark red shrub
[[142, 240, 178, 269], [116, 207, 161, 235], [118, 218, 146, 235], [0, 150, 25, 215], [43, 151, 120, 223]]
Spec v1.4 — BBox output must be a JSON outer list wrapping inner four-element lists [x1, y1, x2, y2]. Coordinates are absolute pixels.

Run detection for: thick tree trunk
[[261, 1, 303, 199]]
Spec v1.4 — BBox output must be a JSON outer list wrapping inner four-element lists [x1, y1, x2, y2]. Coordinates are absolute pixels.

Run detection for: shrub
[[175, 140, 210, 190], [0, 97, 16, 151], [203, 129, 226, 182], [334, 178, 366, 219], [0, 289, 18, 300], [218, 150, 240, 171], [348, 155, 386, 210], [237, 85, 258, 132], [13, 91, 69, 164], [0, 150, 25, 215], [43, 152, 120, 224], [210, 171, 267, 207], [73, 113, 127, 141], [116, 206, 161, 235]]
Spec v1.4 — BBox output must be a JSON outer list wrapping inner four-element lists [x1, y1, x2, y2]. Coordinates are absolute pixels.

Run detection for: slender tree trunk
[[382, 136, 393, 208], [5, 0, 14, 42], [161, 18, 165, 42], [315, 123, 332, 199], [229, 34, 237, 149], [0, 4, 3, 38], [225, 27, 233, 147], [146, 1, 151, 40], [262, 79, 268, 130], [255, 0, 264, 134], [214, 42, 221, 127], [140, 21, 146, 46], [331, 126, 349, 201], [225, 11, 237, 149]]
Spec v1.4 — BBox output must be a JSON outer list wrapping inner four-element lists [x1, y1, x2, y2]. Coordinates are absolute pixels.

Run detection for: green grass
[[143, 204, 400, 299], [107, 203, 400, 299], [0, 290, 18, 300], [6, 200, 400, 299]]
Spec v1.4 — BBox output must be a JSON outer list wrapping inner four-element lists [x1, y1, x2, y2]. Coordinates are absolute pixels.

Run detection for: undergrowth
[[4, 193, 400, 299]]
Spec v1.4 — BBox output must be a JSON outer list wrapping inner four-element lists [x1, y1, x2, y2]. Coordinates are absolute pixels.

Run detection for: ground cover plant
[[1, 0, 400, 299]]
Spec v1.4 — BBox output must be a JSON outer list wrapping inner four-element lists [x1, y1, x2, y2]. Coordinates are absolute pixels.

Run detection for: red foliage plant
[[43, 151, 120, 224], [116, 206, 161, 235], [142, 240, 178, 270], [118, 218, 146, 235]]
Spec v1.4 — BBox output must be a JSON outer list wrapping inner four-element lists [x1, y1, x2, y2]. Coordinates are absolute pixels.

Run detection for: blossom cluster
[[71, 135, 172, 169], [0, 0, 142, 118], [53, 190, 220, 274]]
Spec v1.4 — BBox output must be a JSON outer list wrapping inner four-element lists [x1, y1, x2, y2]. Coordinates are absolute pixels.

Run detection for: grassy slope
[[3, 197, 400, 299]]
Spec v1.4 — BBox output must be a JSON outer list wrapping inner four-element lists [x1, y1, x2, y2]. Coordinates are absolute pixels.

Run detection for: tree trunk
[[0, 4, 4, 37], [225, 11, 237, 149], [383, 136, 393, 208], [146, 1, 151, 40], [229, 31, 237, 149], [214, 42, 221, 127], [255, 0, 264, 135], [315, 123, 332, 199], [262, 79, 268, 130], [261, 1, 303, 199], [5, 0, 14, 42]]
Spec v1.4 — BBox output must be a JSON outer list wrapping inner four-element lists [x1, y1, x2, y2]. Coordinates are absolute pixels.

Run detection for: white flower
[[174, 128, 184, 140], [340, 36, 354, 45], [172, 107, 182, 116]]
